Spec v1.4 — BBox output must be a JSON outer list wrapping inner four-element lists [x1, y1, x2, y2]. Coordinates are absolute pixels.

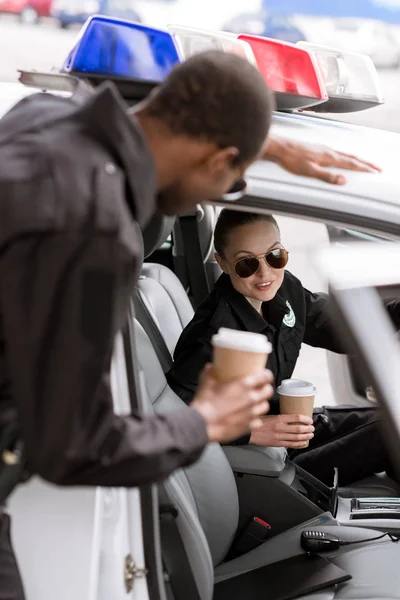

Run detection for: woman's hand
[[263, 136, 381, 185], [249, 414, 315, 449]]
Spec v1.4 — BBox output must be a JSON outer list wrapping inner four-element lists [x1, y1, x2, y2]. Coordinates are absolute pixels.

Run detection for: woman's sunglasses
[[234, 248, 289, 278]]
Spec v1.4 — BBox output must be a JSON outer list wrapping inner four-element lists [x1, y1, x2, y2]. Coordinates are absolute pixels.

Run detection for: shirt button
[[105, 162, 116, 175]]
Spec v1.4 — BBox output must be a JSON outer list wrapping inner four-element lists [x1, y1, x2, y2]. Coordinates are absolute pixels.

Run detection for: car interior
[[125, 206, 400, 599], [5, 70, 400, 600]]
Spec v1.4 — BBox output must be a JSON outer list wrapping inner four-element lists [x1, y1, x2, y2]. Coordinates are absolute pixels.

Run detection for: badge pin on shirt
[[283, 301, 296, 327]]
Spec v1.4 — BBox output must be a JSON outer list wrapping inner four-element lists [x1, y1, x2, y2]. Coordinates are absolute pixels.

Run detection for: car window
[[328, 227, 390, 244]]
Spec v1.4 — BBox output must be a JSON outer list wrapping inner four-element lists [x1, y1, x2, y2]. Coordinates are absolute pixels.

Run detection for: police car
[[2, 16, 400, 600]]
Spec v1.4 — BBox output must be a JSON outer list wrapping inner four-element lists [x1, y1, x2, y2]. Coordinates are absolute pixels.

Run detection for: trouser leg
[[0, 513, 25, 600], [290, 406, 397, 487]]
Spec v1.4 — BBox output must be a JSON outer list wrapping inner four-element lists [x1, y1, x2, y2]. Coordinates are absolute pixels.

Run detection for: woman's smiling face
[[215, 219, 286, 303]]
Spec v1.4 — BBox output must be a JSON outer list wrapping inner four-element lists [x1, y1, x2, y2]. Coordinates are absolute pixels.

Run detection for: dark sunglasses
[[234, 248, 289, 278], [221, 179, 247, 202]]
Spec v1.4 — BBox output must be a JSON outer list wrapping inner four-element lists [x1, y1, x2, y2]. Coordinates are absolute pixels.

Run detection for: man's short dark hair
[[146, 50, 274, 165]]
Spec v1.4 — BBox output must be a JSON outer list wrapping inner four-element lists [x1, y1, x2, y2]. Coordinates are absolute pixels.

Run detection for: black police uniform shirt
[[0, 81, 207, 487], [168, 272, 400, 440]]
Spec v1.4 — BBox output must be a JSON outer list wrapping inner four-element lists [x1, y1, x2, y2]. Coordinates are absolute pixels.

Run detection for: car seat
[[137, 213, 400, 499], [134, 316, 400, 600]]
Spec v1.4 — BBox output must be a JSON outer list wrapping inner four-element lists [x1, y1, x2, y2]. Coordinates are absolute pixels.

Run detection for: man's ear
[[207, 146, 240, 174], [215, 252, 229, 274]]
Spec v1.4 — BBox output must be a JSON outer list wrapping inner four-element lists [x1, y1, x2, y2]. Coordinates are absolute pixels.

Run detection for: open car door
[[315, 241, 400, 479], [324, 226, 397, 408]]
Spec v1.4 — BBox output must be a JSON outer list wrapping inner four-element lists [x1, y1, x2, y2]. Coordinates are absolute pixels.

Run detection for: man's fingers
[[250, 418, 264, 430], [252, 401, 270, 418], [249, 383, 274, 404], [243, 369, 274, 388], [305, 162, 348, 185], [198, 363, 215, 386], [305, 154, 381, 186], [323, 151, 381, 173]]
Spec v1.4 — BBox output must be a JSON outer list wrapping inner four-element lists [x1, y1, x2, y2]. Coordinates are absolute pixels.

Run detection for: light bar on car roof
[[167, 25, 257, 65], [297, 42, 384, 112], [167, 26, 328, 111], [238, 35, 328, 110], [61, 15, 180, 82], [18, 70, 79, 93]]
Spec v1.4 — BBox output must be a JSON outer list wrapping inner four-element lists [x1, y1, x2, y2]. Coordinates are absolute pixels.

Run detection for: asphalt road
[[0, 18, 77, 82], [1, 17, 395, 407]]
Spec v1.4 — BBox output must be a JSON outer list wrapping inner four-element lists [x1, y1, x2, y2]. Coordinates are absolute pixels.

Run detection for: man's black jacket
[[0, 82, 207, 487], [168, 271, 400, 425]]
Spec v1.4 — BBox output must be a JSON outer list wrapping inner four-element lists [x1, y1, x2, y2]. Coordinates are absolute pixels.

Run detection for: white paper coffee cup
[[277, 379, 316, 447], [212, 327, 271, 383]]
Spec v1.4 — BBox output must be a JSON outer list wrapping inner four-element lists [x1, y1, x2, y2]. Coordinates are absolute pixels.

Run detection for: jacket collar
[[215, 273, 289, 332], [76, 82, 157, 229]]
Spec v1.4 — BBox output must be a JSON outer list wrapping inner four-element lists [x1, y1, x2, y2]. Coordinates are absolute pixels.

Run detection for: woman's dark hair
[[214, 210, 279, 257]]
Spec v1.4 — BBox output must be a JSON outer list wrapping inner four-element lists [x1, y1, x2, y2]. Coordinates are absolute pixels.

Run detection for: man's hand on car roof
[[263, 136, 381, 185]]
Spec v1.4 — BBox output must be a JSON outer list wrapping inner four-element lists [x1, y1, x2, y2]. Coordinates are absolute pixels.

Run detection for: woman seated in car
[[167, 209, 400, 487]]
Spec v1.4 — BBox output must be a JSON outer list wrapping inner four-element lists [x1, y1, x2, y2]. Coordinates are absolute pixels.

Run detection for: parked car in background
[[0, 0, 52, 24], [223, 11, 306, 44], [328, 18, 400, 69], [51, 0, 141, 29]]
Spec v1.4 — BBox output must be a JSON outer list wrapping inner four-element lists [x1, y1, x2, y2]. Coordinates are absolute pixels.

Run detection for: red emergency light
[[168, 25, 329, 111], [238, 35, 328, 110]]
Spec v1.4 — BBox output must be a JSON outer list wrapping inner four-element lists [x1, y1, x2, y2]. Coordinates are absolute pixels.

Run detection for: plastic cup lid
[[277, 379, 316, 397], [212, 327, 272, 354]]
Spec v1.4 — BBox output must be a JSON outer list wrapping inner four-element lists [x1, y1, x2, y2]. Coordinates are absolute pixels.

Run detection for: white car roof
[[1, 80, 399, 235], [0, 81, 38, 117], [232, 112, 400, 236]]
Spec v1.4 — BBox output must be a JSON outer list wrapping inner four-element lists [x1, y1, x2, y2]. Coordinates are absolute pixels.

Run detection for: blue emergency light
[[61, 16, 180, 82]]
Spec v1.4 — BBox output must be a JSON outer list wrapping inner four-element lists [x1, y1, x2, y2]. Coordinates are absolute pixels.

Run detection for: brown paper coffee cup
[[277, 379, 316, 448], [212, 328, 271, 383]]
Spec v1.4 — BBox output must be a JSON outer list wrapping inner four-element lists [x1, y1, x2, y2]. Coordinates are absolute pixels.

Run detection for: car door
[[324, 226, 395, 408], [7, 329, 152, 600], [314, 241, 400, 478]]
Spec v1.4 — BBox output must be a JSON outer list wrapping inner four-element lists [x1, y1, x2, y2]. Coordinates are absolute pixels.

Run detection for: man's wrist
[[263, 136, 278, 161], [263, 136, 299, 164], [263, 135, 285, 163], [191, 401, 216, 442]]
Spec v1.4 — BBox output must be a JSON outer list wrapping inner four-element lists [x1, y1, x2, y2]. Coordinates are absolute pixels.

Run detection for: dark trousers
[[0, 513, 25, 600], [289, 406, 397, 487]]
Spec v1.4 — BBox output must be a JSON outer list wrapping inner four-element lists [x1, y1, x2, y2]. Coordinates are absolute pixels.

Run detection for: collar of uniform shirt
[[76, 81, 157, 230], [215, 273, 289, 333]]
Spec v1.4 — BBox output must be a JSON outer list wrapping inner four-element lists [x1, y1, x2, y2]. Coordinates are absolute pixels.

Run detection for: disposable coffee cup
[[277, 379, 316, 448], [212, 327, 272, 383]]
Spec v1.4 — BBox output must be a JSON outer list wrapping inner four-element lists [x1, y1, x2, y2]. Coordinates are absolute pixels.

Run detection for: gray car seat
[[134, 318, 400, 600], [138, 215, 400, 499], [137, 261, 399, 498]]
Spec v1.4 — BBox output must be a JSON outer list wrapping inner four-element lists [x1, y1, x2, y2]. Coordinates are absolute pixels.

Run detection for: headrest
[[142, 212, 175, 258]]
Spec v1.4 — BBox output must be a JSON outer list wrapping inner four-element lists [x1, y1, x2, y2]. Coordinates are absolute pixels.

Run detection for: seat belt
[[133, 287, 173, 374], [158, 485, 202, 600], [179, 214, 210, 308]]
